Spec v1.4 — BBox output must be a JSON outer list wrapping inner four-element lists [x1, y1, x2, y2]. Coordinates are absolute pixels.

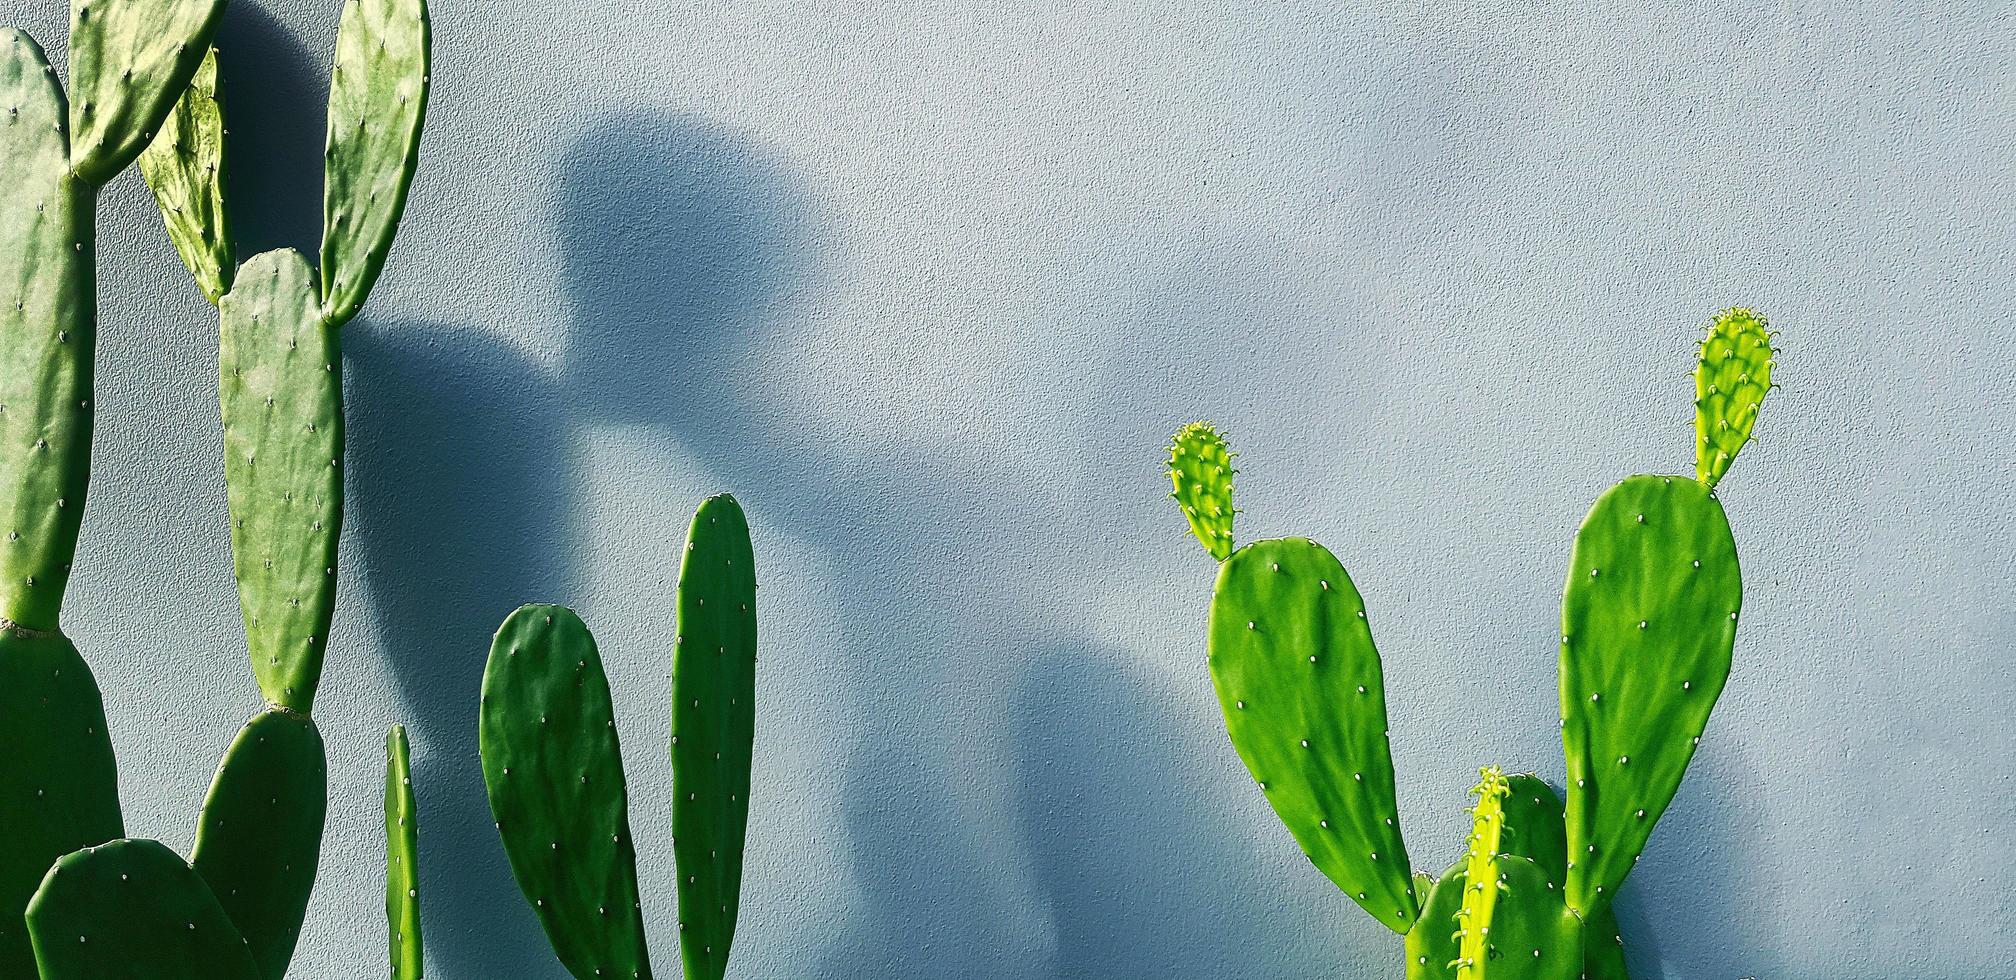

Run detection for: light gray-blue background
[[0, 1, 2009, 976]]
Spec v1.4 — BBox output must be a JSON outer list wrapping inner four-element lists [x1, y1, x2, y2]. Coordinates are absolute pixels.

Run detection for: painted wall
[[0, 1, 2006, 976]]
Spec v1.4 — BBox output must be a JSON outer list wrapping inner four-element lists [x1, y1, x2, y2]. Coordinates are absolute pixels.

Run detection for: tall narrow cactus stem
[[671, 494, 758, 980], [386, 725, 423, 980], [1168, 422, 1236, 561], [1452, 767, 1510, 979]]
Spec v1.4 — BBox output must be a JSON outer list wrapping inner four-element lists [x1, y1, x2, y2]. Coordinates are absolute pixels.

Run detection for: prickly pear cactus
[[1168, 421, 1236, 560], [481, 604, 653, 980], [386, 724, 423, 980], [1693, 308, 1774, 489], [0, 2, 228, 971], [25, 839, 258, 980], [671, 494, 758, 980]]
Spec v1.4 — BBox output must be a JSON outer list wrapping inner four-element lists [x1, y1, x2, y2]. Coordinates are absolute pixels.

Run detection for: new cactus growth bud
[[1168, 421, 1236, 560], [671, 494, 758, 980], [25, 839, 258, 980], [386, 725, 423, 980], [0, 2, 227, 970], [1171, 309, 1777, 976]]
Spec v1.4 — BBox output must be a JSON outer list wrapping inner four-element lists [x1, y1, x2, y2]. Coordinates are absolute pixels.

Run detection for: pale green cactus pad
[[189, 708, 328, 980], [321, 0, 431, 325], [481, 604, 652, 980], [218, 250, 342, 711], [672, 494, 758, 980], [1168, 421, 1237, 560], [1207, 537, 1417, 932], [26, 839, 258, 980], [135, 46, 233, 305], [1693, 308, 1774, 489], [385, 724, 423, 979]]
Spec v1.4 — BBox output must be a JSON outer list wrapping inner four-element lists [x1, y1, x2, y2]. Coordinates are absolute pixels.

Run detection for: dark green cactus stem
[[26, 839, 259, 980], [1168, 421, 1236, 560], [1693, 308, 1775, 489], [0, 625, 122, 977], [188, 708, 328, 980], [2, 2, 228, 970], [386, 724, 423, 980], [481, 604, 653, 980], [672, 494, 758, 980], [218, 250, 341, 711], [1207, 536, 1417, 932]]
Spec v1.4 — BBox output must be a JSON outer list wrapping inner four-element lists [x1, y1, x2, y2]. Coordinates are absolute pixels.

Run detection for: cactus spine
[[482, 495, 760, 980], [1172, 309, 1778, 977], [386, 725, 423, 980], [0, 2, 227, 972]]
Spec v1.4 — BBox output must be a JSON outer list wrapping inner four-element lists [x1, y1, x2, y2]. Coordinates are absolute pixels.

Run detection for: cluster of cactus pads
[[0, 0, 432, 975], [482, 493, 760, 980], [1169, 308, 1777, 978]]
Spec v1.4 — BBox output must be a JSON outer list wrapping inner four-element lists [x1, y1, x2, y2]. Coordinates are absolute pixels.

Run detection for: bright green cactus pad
[[0, 31, 94, 631], [1168, 422, 1236, 561], [1207, 537, 1416, 932], [1559, 475, 1738, 915], [136, 46, 234, 305], [0, 627, 122, 977], [65, 0, 228, 184], [321, 0, 431, 326], [481, 604, 652, 980], [1492, 773, 1630, 980], [1404, 860, 1464, 979], [188, 708, 328, 980], [1457, 855, 1582, 980], [385, 724, 423, 980], [672, 494, 758, 980], [26, 838, 259, 980], [218, 249, 342, 711], [1693, 308, 1774, 489]]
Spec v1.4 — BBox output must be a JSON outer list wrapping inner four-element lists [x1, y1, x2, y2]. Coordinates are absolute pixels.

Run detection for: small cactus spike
[[187, 707, 329, 980], [24, 839, 259, 980], [385, 724, 423, 980], [1168, 422, 1237, 560], [1206, 535, 1417, 932], [671, 494, 759, 980], [2, 2, 227, 970], [480, 605, 653, 980], [1692, 308, 1775, 489]]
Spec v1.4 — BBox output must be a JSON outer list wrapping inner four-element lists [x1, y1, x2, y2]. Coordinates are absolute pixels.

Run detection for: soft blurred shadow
[[212, 2, 330, 260]]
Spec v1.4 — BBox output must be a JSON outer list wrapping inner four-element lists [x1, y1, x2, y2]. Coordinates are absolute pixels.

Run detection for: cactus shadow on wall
[[211, 2, 334, 261], [344, 111, 814, 976]]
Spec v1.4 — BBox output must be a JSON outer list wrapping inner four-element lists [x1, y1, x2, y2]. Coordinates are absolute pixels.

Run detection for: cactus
[[386, 725, 423, 980], [0, 2, 229, 971], [1171, 309, 1777, 976], [25, 840, 258, 980], [483, 495, 760, 980]]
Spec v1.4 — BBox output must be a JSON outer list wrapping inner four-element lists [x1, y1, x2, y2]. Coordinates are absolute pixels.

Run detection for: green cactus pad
[[188, 708, 328, 980], [65, 0, 228, 184], [1458, 855, 1582, 980], [25, 838, 259, 980], [0, 626, 122, 977], [1693, 308, 1774, 489], [672, 494, 758, 980], [0, 31, 94, 631], [1490, 773, 1631, 978], [1168, 422, 1236, 561], [1207, 537, 1416, 932], [385, 724, 423, 979], [481, 604, 652, 980], [136, 46, 234, 305], [1403, 860, 1465, 979], [218, 249, 342, 711], [320, 0, 431, 326], [1559, 475, 1739, 916]]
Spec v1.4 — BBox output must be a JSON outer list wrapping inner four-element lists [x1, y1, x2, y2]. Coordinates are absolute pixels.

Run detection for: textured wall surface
[[0, 1, 2008, 977]]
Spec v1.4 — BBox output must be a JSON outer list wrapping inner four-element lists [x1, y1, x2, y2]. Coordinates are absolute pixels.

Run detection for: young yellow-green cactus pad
[[26, 839, 258, 980], [135, 47, 234, 305], [1693, 308, 1774, 489], [1207, 538, 1417, 932], [385, 725, 423, 980], [1168, 422, 1236, 561]]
